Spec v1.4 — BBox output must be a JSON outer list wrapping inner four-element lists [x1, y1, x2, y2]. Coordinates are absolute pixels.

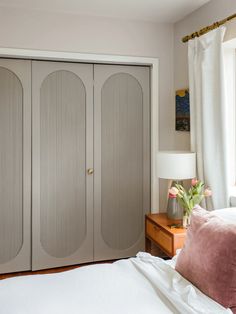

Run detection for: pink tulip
[[204, 188, 212, 197], [169, 187, 179, 196], [191, 178, 198, 186]]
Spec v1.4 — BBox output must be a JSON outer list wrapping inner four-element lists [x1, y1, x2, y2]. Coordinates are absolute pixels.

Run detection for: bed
[[0, 208, 235, 314]]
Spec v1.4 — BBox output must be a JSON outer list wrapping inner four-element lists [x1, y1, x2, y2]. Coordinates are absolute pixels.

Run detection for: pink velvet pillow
[[175, 207, 236, 313]]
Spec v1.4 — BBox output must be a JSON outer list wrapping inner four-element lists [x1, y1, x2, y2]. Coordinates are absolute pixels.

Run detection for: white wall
[[174, 0, 236, 151]]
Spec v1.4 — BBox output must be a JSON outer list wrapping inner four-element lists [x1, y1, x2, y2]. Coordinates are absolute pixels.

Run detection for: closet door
[[32, 61, 93, 270], [0, 59, 31, 273], [94, 65, 150, 260]]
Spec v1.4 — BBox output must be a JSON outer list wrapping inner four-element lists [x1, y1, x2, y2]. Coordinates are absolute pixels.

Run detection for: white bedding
[[213, 207, 236, 223], [0, 253, 232, 314]]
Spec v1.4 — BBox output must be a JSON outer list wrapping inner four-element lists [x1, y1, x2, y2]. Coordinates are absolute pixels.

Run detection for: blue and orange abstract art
[[175, 89, 190, 131]]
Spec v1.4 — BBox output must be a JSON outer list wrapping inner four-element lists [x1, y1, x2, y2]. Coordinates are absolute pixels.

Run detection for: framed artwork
[[175, 89, 190, 131]]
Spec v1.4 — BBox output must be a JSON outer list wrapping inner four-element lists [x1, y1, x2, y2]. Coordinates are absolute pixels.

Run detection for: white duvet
[[0, 252, 232, 314]]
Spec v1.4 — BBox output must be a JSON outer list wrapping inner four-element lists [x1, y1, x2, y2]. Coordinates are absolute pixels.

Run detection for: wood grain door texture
[[0, 59, 150, 272], [94, 64, 151, 260], [32, 61, 94, 270], [0, 59, 31, 273]]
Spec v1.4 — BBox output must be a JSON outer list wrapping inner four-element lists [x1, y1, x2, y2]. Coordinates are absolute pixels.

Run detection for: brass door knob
[[87, 168, 94, 175]]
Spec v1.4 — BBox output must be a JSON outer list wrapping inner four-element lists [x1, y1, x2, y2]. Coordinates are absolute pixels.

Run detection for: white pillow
[[213, 207, 236, 223]]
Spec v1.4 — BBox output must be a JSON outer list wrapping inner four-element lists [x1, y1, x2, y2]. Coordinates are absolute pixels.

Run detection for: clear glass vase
[[182, 214, 191, 228]]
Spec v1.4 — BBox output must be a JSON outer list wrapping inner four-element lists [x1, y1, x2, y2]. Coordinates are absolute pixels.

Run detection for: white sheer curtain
[[188, 26, 230, 209]]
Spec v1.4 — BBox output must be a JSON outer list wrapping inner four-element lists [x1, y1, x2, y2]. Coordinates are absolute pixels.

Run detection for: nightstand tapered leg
[[145, 237, 151, 253]]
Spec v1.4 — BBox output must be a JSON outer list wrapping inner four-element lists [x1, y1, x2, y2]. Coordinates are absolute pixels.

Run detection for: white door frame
[[0, 48, 159, 213]]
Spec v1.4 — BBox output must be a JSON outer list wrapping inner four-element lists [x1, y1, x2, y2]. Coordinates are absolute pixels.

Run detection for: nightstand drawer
[[146, 220, 172, 254]]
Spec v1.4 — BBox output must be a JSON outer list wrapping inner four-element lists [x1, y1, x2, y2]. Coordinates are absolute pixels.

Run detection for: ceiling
[[0, 0, 211, 23]]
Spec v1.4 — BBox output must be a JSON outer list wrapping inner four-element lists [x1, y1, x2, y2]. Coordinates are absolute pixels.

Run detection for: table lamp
[[156, 151, 196, 219]]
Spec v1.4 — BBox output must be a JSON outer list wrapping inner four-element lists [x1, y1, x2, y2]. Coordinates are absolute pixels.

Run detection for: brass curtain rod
[[182, 13, 236, 43]]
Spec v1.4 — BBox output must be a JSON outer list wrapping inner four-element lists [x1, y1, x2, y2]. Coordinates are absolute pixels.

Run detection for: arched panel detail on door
[[101, 73, 144, 250], [0, 67, 23, 264], [40, 70, 86, 258]]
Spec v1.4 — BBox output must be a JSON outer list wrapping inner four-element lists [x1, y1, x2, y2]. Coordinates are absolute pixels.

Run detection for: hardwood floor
[[0, 260, 115, 280]]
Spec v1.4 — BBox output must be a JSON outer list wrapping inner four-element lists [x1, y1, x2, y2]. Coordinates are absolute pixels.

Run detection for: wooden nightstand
[[145, 213, 186, 258]]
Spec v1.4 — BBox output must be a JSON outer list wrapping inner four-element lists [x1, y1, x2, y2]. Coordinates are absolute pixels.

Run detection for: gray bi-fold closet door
[[94, 65, 150, 261], [0, 59, 31, 273], [32, 62, 150, 270], [0, 59, 150, 273], [32, 61, 94, 270]]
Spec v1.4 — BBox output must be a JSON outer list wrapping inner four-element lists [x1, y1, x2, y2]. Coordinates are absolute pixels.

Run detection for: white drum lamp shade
[[157, 151, 196, 180]]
